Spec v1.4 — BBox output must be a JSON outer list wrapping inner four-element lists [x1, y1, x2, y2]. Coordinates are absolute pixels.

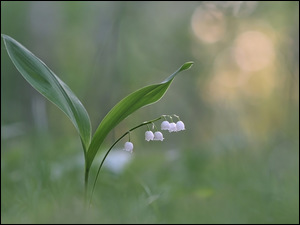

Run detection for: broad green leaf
[[86, 61, 193, 170], [2, 34, 91, 150]]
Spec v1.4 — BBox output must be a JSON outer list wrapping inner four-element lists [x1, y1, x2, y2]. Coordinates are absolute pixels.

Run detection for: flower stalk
[[89, 114, 185, 205], [89, 116, 163, 205]]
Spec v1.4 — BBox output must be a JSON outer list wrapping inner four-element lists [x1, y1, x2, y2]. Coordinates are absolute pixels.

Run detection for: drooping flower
[[168, 122, 177, 132], [153, 131, 164, 141], [145, 131, 154, 141], [161, 121, 170, 130], [124, 141, 134, 153], [176, 121, 185, 131]]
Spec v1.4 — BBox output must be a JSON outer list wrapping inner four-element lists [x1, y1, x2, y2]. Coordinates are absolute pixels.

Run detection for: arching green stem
[[89, 116, 163, 206]]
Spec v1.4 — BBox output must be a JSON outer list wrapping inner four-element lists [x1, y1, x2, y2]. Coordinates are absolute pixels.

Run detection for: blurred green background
[[1, 1, 299, 223]]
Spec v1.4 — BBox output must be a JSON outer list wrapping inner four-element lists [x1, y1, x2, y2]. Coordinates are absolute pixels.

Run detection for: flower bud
[[145, 131, 154, 141], [124, 141, 134, 153], [176, 121, 185, 131], [161, 121, 170, 130], [168, 122, 177, 132], [153, 131, 164, 141]]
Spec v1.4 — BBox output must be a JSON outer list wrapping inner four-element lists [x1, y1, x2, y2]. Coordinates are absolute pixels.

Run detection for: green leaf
[[2, 34, 91, 150], [86, 61, 193, 170]]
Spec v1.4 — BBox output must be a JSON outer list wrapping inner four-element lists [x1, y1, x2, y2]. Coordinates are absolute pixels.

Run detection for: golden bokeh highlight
[[234, 31, 275, 72], [202, 30, 278, 103], [191, 6, 226, 44]]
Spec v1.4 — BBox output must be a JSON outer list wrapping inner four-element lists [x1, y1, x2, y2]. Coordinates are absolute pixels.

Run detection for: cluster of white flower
[[161, 120, 185, 132], [145, 131, 164, 141], [123, 115, 185, 153]]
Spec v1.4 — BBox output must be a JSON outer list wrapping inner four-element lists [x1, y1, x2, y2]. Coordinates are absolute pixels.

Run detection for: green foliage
[[87, 62, 193, 170], [1, 1, 299, 223], [2, 34, 193, 191], [2, 34, 92, 150], [1, 136, 299, 223]]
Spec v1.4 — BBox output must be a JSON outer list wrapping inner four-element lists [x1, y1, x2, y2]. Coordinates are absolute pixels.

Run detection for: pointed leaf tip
[[3, 35, 92, 149], [86, 61, 193, 170], [163, 61, 194, 83], [179, 61, 194, 72], [2, 34, 13, 42], [2, 34, 10, 43]]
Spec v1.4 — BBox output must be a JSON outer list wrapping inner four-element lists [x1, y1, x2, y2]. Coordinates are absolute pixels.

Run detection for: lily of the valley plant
[[2, 34, 193, 203]]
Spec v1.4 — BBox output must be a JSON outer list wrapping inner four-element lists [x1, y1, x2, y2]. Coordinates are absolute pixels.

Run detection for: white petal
[[153, 131, 164, 141], [124, 142, 134, 152], [161, 121, 170, 130], [169, 122, 177, 132], [145, 131, 154, 141], [176, 121, 185, 131]]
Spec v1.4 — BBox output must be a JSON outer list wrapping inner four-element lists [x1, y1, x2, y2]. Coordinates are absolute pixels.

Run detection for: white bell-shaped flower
[[161, 121, 170, 130], [145, 131, 154, 141], [176, 121, 185, 131], [124, 141, 134, 153], [168, 122, 177, 132], [153, 131, 164, 141]]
